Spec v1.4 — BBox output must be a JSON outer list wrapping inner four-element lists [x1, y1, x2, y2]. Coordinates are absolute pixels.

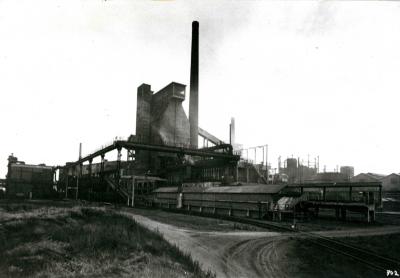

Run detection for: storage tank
[[340, 166, 354, 180], [286, 158, 298, 169]]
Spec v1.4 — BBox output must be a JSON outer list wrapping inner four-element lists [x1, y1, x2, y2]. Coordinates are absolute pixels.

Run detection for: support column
[[65, 169, 69, 198], [53, 169, 57, 187], [234, 166, 239, 182], [100, 154, 105, 177], [349, 186, 352, 201], [131, 176, 135, 207], [370, 210, 375, 222], [116, 147, 122, 199], [76, 164, 82, 200], [88, 158, 93, 200]]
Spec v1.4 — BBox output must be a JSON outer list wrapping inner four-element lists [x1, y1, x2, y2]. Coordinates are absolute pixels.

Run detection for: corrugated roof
[[381, 173, 400, 179], [153, 187, 178, 193], [203, 184, 287, 194], [154, 184, 287, 194], [366, 172, 386, 180], [10, 164, 53, 170]]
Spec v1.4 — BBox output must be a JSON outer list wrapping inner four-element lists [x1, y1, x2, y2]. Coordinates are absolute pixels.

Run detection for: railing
[[81, 134, 234, 161], [84, 137, 127, 158], [129, 135, 194, 149]]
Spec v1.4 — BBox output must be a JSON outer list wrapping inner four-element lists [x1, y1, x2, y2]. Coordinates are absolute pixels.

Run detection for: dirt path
[[123, 211, 400, 278], [122, 212, 289, 278]]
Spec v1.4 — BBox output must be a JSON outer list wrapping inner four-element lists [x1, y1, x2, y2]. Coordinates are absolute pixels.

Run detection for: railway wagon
[[153, 183, 287, 219]]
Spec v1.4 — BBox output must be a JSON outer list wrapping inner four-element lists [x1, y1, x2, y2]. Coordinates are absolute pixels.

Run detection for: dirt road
[[123, 212, 295, 278], [123, 211, 400, 278]]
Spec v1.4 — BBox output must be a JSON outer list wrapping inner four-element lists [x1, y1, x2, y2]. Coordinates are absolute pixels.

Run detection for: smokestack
[[230, 117, 235, 145], [189, 21, 199, 148]]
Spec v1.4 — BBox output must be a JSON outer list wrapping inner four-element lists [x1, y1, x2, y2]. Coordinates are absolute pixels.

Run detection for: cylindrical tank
[[340, 166, 355, 180]]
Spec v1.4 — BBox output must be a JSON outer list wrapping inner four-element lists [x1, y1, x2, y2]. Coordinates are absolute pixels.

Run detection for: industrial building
[[306, 172, 348, 183], [5, 154, 55, 198], [2, 21, 382, 224], [278, 157, 318, 183], [153, 181, 382, 222], [56, 21, 244, 204], [351, 173, 400, 192], [380, 173, 400, 192], [351, 173, 385, 183], [50, 21, 382, 223]]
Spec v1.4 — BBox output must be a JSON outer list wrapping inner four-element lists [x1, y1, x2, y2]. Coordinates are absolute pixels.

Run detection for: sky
[[1, 0, 400, 178]]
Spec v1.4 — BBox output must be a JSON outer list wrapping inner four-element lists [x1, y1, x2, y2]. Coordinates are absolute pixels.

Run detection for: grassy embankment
[[0, 202, 215, 278], [286, 233, 400, 278]]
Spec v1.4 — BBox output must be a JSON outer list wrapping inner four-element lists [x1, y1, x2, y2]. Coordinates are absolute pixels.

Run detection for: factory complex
[[2, 22, 398, 224]]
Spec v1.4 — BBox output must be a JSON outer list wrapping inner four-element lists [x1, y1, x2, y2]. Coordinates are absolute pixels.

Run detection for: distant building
[[351, 173, 385, 183], [6, 154, 55, 198], [340, 166, 354, 180], [279, 158, 317, 183], [380, 173, 400, 192], [306, 172, 348, 183]]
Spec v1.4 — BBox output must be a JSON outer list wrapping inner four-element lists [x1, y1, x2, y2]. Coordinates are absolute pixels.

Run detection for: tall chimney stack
[[230, 117, 235, 145], [189, 21, 199, 148]]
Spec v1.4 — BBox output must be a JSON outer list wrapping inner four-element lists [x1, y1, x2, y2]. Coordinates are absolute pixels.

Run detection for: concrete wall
[[135, 84, 153, 170], [135, 82, 190, 173], [151, 98, 190, 146]]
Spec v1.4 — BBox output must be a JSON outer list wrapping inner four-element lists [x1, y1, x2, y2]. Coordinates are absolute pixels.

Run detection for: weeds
[[0, 204, 215, 278]]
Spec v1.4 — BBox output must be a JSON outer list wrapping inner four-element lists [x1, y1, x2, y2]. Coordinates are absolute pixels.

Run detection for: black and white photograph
[[0, 1, 399, 277]]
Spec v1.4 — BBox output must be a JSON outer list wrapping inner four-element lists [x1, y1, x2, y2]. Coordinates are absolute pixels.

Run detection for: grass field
[[0, 202, 215, 278], [286, 234, 400, 278]]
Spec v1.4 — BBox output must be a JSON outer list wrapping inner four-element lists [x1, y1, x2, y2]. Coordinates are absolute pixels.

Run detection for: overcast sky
[[1, 0, 400, 178]]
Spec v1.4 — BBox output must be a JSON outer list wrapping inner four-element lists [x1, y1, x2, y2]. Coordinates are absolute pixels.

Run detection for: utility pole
[[76, 143, 82, 200], [265, 145, 268, 177]]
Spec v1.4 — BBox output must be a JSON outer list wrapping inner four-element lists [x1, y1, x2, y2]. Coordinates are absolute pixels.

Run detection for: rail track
[[162, 207, 295, 232], [302, 231, 400, 272], [155, 206, 400, 272]]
